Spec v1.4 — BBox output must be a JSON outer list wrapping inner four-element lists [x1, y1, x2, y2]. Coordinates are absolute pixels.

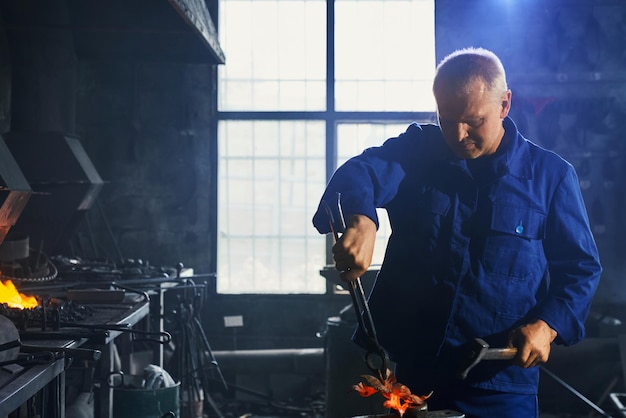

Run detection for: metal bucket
[[111, 374, 180, 418], [325, 316, 389, 418]]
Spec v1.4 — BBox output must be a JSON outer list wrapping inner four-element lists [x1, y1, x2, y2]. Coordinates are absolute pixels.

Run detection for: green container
[[112, 376, 180, 418]]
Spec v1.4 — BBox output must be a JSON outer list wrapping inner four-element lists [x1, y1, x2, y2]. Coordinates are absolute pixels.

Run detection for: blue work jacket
[[313, 117, 602, 395]]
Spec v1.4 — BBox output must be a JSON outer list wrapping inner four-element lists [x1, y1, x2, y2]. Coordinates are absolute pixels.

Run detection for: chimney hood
[[4, 131, 104, 256], [0, 0, 225, 64], [66, 0, 225, 64], [0, 135, 32, 247]]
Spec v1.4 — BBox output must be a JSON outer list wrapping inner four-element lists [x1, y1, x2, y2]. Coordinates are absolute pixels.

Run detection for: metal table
[[1, 290, 151, 418], [0, 357, 65, 417]]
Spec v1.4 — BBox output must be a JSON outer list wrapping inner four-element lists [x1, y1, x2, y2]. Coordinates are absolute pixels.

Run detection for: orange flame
[[353, 369, 432, 417], [0, 279, 38, 309], [384, 393, 410, 416]]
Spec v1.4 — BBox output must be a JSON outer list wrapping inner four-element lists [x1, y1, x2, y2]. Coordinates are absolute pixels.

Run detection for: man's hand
[[332, 214, 377, 282], [508, 319, 558, 368]]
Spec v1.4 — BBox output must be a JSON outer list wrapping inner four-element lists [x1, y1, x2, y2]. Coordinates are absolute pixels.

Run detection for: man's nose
[[456, 123, 469, 141]]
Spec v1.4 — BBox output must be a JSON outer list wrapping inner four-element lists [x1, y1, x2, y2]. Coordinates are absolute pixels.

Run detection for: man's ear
[[500, 90, 512, 118]]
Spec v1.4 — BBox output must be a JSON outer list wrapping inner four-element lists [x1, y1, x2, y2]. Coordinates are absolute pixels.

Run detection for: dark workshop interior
[[0, 0, 625, 417]]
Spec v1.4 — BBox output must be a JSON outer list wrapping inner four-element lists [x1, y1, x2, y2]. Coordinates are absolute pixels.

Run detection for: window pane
[[217, 0, 437, 294], [218, 120, 327, 293], [337, 123, 412, 266], [218, 0, 326, 111], [335, 0, 436, 111]]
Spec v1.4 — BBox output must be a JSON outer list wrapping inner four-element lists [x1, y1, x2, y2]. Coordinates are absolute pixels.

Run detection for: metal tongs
[[322, 193, 389, 377]]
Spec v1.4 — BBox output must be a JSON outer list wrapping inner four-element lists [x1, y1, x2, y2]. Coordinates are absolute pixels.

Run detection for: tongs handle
[[322, 194, 389, 375], [348, 276, 389, 375]]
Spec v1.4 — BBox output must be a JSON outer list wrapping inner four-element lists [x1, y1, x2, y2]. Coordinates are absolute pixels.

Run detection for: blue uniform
[[313, 117, 601, 415]]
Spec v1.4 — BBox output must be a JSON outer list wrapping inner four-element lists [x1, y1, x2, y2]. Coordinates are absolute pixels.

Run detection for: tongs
[[322, 193, 389, 377]]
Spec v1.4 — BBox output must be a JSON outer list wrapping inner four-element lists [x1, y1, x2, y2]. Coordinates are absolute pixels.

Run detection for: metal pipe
[[211, 348, 324, 374]]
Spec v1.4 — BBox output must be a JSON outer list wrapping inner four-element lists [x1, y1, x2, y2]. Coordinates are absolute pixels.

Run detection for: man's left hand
[[508, 319, 558, 368]]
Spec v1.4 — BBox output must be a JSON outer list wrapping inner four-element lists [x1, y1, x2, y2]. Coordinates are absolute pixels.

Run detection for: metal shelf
[[0, 358, 65, 417]]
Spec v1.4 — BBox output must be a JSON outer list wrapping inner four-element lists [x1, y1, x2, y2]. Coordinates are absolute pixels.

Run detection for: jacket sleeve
[[534, 164, 602, 346], [312, 123, 426, 234]]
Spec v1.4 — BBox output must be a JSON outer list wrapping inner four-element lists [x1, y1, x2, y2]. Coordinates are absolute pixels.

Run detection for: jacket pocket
[[490, 203, 546, 240], [412, 189, 451, 253], [415, 188, 451, 216], [482, 204, 547, 280]]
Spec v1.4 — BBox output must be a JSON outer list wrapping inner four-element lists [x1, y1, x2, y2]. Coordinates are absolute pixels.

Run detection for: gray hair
[[433, 47, 508, 100]]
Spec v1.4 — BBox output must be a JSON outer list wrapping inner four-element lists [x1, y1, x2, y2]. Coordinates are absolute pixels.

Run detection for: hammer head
[[458, 338, 518, 380], [458, 338, 490, 380]]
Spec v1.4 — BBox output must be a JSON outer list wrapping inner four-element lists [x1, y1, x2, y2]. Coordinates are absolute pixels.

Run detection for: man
[[312, 47, 601, 417]]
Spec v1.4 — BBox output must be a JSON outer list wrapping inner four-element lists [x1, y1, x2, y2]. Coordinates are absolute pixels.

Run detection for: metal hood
[[3, 131, 103, 256], [0, 135, 32, 247], [67, 0, 225, 64], [0, 0, 225, 64]]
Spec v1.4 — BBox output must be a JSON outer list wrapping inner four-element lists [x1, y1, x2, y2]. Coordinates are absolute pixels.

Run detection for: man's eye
[[439, 119, 483, 128], [467, 119, 484, 128]]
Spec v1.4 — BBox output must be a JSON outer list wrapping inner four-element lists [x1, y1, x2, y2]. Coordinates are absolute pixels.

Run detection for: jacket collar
[[444, 116, 533, 180], [500, 116, 533, 180]]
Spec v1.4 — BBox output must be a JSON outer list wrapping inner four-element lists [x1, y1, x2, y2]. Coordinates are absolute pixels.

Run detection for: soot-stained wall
[[0, 0, 219, 275], [74, 62, 217, 273]]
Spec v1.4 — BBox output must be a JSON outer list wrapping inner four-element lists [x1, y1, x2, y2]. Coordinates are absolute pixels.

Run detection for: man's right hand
[[332, 214, 377, 282]]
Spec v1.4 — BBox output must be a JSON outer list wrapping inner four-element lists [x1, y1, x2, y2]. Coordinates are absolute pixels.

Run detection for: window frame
[[215, 0, 437, 295]]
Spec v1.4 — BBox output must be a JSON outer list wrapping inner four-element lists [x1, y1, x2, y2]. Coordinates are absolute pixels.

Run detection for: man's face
[[435, 79, 511, 159]]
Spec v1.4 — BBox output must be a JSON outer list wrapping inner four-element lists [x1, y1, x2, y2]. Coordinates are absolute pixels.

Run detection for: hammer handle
[[482, 347, 517, 360]]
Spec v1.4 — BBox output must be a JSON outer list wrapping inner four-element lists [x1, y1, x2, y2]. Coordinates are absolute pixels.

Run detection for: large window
[[218, 0, 436, 294]]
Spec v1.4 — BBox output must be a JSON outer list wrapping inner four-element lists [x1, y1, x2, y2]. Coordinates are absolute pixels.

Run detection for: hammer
[[458, 338, 517, 379], [458, 339, 614, 417]]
